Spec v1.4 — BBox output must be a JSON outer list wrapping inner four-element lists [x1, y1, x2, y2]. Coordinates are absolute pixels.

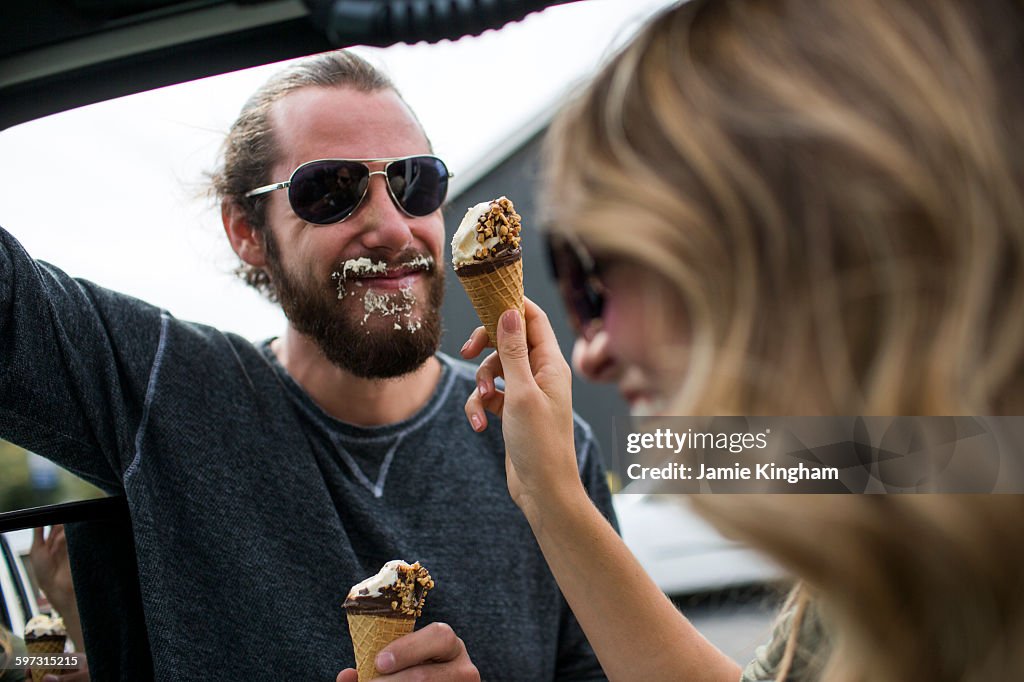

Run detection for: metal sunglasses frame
[[244, 154, 453, 224]]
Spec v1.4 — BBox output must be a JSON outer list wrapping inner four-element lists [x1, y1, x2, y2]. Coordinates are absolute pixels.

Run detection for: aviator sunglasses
[[246, 155, 452, 225], [545, 232, 607, 336]]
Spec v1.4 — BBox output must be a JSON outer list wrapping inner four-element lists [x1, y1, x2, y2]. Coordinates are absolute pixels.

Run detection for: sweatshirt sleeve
[[0, 226, 164, 492], [552, 417, 618, 681]]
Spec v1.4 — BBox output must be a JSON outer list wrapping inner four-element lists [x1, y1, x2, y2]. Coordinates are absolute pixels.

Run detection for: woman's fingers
[[465, 362, 506, 432], [465, 388, 494, 432], [475, 349, 503, 399], [495, 309, 534, 389], [459, 325, 491, 360], [522, 298, 562, 360]]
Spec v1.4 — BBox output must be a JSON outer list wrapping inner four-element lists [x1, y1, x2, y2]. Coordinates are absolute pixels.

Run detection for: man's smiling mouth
[[330, 255, 435, 332], [332, 255, 433, 290]]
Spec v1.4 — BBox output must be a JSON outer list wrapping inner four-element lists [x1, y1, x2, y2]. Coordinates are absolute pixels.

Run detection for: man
[[0, 50, 615, 679]]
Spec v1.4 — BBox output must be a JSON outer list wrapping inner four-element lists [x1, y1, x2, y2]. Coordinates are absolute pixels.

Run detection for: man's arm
[[0, 226, 163, 491]]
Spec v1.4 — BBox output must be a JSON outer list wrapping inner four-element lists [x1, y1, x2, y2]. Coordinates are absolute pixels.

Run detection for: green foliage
[[0, 440, 104, 513]]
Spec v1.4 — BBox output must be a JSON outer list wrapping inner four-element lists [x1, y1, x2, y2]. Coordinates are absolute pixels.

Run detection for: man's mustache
[[331, 251, 436, 283]]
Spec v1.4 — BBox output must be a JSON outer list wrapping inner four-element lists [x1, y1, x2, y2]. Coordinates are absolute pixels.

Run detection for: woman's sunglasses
[[545, 232, 607, 336], [245, 155, 452, 225]]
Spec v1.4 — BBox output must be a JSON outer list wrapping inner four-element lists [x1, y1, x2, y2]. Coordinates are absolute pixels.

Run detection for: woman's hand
[[461, 299, 584, 515]]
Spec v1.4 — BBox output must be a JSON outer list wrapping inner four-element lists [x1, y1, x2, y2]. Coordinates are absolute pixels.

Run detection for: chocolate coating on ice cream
[[453, 248, 522, 277]]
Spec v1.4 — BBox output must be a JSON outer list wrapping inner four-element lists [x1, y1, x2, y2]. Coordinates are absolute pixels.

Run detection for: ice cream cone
[[343, 560, 434, 681], [347, 612, 416, 681], [456, 251, 525, 345], [451, 196, 525, 343], [25, 635, 66, 682]]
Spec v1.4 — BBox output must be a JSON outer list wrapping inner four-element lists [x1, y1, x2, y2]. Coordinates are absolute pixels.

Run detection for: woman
[[461, 0, 1024, 680]]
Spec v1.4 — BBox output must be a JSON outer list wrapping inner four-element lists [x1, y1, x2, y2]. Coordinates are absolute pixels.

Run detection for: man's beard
[[264, 233, 444, 379]]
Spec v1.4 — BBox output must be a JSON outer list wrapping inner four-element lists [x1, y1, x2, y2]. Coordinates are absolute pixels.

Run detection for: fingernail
[[460, 339, 471, 355], [376, 651, 396, 672], [470, 413, 482, 431], [502, 309, 520, 333], [478, 379, 488, 397]]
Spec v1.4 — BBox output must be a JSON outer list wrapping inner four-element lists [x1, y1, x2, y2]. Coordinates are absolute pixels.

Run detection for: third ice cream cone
[[24, 614, 67, 682]]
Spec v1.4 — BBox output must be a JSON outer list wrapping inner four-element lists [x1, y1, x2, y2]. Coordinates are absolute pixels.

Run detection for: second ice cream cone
[[24, 614, 67, 682], [343, 560, 434, 682]]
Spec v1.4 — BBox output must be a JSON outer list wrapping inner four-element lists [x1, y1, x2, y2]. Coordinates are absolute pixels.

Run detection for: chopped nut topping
[[472, 196, 522, 261]]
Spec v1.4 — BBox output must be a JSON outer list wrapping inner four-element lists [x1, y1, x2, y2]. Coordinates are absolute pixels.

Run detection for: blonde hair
[[694, 495, 1024, 682], [544, 1, 1024, 680], [544, 0, 1024, 416]]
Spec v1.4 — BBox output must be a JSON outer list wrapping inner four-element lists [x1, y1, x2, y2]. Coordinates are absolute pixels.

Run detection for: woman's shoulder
[[741, 593, 829, 682]]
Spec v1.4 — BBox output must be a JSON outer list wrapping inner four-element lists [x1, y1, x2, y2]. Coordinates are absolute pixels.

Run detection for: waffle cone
[[347, 613, 416, 681], [456, 255, 524, 344], [26, 635, 66, 682]]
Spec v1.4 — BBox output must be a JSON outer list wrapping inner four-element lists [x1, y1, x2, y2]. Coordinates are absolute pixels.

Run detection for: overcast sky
[[0, 0, 675, 341]]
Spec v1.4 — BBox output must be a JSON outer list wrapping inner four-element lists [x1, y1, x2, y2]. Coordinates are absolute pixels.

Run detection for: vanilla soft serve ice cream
[[452, 201, 500, 267], [24, 614, 66, 639]]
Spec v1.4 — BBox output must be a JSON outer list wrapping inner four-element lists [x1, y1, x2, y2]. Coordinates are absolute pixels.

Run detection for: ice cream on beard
[[451, 196, 525, 343], [344, 560, 434, 681], [331, 255, 434, 333]]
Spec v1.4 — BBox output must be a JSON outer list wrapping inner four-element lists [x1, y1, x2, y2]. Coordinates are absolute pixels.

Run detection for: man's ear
[[222, 201, 268, 269]]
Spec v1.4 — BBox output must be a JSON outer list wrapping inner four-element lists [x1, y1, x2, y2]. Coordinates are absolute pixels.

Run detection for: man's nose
[[353, 172, 414, 253]]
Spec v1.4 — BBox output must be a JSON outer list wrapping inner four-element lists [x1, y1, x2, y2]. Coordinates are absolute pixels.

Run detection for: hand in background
[[29, 526, 84, 652]]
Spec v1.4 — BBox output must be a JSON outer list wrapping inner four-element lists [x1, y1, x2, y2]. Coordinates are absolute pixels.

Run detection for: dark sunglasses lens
[[289, 160, 369, 224], [386, 157, 449, 216], [547, 236, 603, 329]]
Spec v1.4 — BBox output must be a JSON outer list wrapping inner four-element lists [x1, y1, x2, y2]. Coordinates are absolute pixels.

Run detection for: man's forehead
[[270, 86, 431, 167]]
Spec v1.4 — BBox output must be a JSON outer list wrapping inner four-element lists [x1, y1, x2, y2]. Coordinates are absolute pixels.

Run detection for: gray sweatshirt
[[0, 226, 615, 680]]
